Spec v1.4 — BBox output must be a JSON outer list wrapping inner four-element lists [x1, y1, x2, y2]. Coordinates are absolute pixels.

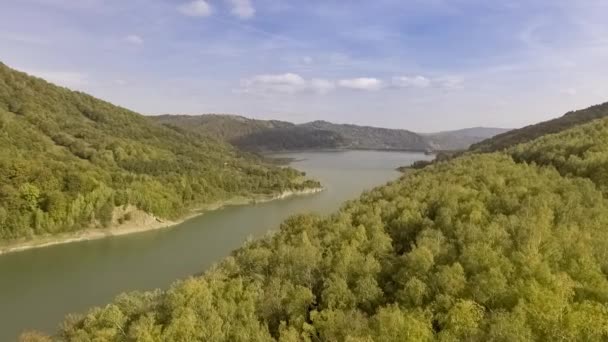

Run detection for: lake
[[0, 151, 431, 340]]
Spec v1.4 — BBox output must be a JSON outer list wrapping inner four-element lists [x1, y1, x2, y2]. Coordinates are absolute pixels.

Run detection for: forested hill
[[51, 109, 608, 340], [302, 120, 429, 151], [0, 63, 318, 242], [153, 114, 348, 151], [153, 115, 506, 152], [152, 114, 294, 142], [470, 101, 608, 152]]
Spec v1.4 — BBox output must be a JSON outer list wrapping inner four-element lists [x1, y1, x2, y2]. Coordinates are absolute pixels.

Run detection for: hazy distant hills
[[470, 102, 608, 152], [153, 115, 349, 151], [154, 114, 508, 152], [424, 127, 511, 151]]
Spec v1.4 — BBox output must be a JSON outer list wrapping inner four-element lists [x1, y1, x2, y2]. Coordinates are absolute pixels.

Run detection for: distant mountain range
[[153, 114, 509, 152], [424, 127, 511, 151]]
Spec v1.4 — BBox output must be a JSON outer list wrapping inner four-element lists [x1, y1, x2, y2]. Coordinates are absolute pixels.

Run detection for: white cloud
[[239, 74, 463, 95], [124, 34, 143, 45], [310, 78, 335, 94], [178, 0, 212, 17], [391, 75, 463, 90], [241, 73, 307, 94], [240, 74, 336, 95], [435, 76, 464, 89], [225, 0, 255, 19], [392, 75, 431, 88], [338, 78, 383, 91]]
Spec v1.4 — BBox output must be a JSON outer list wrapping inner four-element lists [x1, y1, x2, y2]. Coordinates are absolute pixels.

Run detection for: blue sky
[[1, 0, 607, 131]]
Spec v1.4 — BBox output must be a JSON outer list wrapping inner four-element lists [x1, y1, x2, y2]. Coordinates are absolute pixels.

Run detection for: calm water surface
[[0, 151, 431, 340]]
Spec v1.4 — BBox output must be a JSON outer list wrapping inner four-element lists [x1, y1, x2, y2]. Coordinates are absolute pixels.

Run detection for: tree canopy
[[54, 136, 608, 340]]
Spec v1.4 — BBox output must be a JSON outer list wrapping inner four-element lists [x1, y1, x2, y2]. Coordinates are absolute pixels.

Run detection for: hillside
[[0, 63, 318, 243], [154, 115, 507, 152], [470, 102, 608, 152], [302, 120, 430, 151], [153, 115, 348, 152], [48, 110, 608, 340], [508, 114, 608, 195], [232, 126, 348, 151], [153, 114, 294, 142], [424, 127, 511, 150]]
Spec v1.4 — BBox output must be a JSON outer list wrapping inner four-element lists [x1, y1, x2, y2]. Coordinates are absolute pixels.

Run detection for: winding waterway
[[0, 151, 431, 340]]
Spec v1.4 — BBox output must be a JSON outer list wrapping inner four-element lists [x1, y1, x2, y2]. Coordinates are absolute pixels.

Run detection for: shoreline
[[0, 187, 324, 256]]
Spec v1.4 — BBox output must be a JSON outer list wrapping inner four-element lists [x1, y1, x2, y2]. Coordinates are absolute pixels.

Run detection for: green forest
[[35, 105, 608, 340], [0, 63, 319, 242]]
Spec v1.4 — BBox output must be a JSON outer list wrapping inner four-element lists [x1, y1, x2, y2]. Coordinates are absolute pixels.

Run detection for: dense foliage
[[51, 147, 608, 340], [509, 115, 608, 194], [233, 126, 348, 152], [0, 63, 318, 241], [470, 102, 608, 152]]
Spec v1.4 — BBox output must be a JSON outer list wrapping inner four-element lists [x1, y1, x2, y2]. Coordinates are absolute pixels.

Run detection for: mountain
[[55, 107, 608, 341], [470, 101, 608, 152], [0, 63, 318, 243], [153, 114, 348, 151], [232, 125, 348, 151], [153, 114, 294, 142], [154, 115, 508, 152], [423, 127, 511, 150], [302, 120, 430, 151]]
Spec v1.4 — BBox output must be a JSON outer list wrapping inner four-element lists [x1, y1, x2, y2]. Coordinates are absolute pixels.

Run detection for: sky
[[1, 0, 607, 131]]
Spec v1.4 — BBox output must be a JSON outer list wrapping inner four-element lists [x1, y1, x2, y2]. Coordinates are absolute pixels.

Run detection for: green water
[[0, 151, 431, 340]]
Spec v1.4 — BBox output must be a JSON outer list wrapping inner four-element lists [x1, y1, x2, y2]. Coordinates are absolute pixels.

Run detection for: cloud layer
[[240, 74, 464, 94], [3, 0, 607, 131], [177, 0, 212, 17], [338, 78, 383, 91], [226, 0, 255, 19], [240, 73, 335, 94], [176, 0, 255, 19]]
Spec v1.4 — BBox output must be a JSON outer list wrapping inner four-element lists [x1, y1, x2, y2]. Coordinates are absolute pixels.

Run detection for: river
[[0, 151, 431, 340]]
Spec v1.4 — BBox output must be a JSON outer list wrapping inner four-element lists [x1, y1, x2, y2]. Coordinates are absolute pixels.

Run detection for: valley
[[0, 150, 431, 341]]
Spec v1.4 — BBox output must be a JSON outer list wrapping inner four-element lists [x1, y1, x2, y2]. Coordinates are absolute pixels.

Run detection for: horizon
[[1, 1, 607, 131]]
